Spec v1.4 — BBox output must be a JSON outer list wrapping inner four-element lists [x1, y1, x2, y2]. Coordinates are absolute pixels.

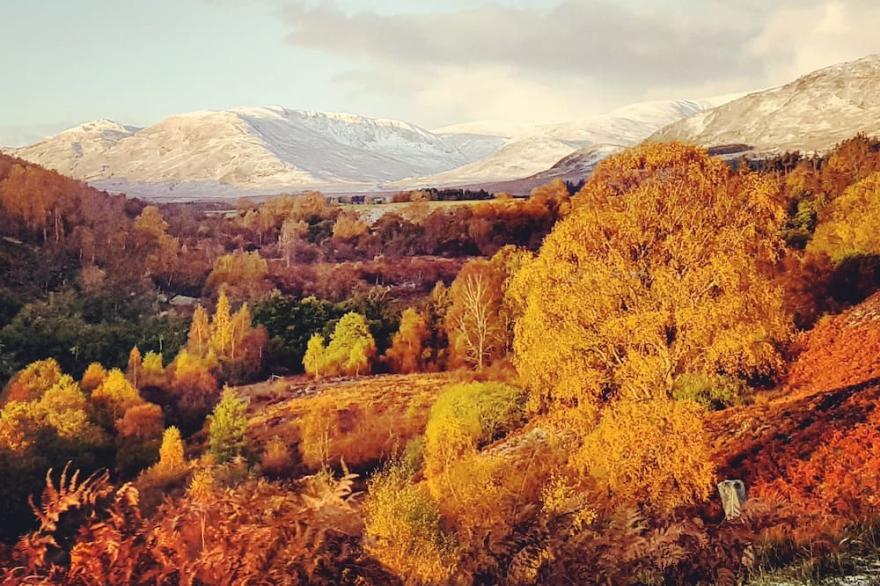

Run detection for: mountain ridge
[[649, 54, 880, 154], [10, 97, 735, 199]]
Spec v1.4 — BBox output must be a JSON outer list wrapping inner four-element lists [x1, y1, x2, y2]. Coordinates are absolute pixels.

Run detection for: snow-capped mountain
[[397, 98, 735, 189], [12, 107, 476, 199], [11, 97, 731, 199], [650, 55, 880, 154]]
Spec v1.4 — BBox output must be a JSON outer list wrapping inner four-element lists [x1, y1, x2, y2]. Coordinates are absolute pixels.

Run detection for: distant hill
[[9, 99, 727, 200]]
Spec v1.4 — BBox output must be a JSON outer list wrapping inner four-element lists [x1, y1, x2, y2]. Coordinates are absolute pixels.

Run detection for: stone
[[718, 479, 747, 520]]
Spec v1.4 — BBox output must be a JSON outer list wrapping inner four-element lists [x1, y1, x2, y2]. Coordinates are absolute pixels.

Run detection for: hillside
[[651, 54, 880, 154], [11, 108, 476, 199], [398, 98, 729, 190]]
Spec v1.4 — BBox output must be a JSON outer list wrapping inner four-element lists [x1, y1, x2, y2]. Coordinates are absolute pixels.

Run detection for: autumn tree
[[205, 250, 270, 299], [332, 211, 369, 240], [187, 304, 212, 356], [2, 358, 63, 404], [166, 348, 219, 432], [303, 333, 326, 378], [154, 425, 187, 477], [116, 402, 164, 440], [447, 269, 496, 369], [512, 143, 792, 416], [446, 246, 529, 369], [809, 171, 880, 261], [205, 291, 267, 382], [90, 369, 144, 429], [303, 312, 377, 378], [279, 217, 308, 267], [134, 205, 169, 240], [80, 362, 107, 393], [127, 346, 143, 388], [140, 351, 166, 389], [573, 399, 715, 515], [384, 308, 430, 373], [208, 387, 249, 463], [325, 312, 377, 377]]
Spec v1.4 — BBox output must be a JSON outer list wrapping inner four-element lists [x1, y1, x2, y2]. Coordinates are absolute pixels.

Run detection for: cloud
[[746, 0, 880, 81], [280, 0, 880, 125]]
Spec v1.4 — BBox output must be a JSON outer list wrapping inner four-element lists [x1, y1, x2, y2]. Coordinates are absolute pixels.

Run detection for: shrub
[[424, 381, 526, 481], [260, 436, 295, 477], [574, 399, 715, 515], [671, 373, 745, 410], [363, 461, 459, 584]]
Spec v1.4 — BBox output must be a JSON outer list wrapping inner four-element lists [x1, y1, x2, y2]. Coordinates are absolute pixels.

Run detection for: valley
[[4, 20, 880, 585]]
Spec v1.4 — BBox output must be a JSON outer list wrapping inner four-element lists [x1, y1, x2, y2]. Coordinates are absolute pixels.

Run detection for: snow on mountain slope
[[544, 98, 737, 144], [13, 107, 476, 198], [398, 136, 579, 189], [650, 55, 880, 154], [14, 120, 140, 179], [398, 98, 730, 189], [13, 95, 734, 199]]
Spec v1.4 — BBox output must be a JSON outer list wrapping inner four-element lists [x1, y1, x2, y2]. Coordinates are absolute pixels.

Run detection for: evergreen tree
[[207, 387, 248, 463]]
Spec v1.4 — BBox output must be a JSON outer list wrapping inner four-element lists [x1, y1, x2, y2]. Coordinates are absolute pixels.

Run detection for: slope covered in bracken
[[709, 292, 880, 540]]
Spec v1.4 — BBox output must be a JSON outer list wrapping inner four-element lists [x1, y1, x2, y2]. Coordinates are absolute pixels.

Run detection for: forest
[[2, 135, 880, 584]]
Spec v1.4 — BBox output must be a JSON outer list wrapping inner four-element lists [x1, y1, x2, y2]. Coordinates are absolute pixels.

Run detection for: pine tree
[[208, 387, 248, 463]]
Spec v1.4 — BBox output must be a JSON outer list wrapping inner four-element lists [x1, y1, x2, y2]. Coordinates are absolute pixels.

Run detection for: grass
[[750, 519, 880, 584], [241, 373, 456, 471]]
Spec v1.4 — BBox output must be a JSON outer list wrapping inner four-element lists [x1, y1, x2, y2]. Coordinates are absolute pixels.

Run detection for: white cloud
[[280, 0, 880, 125], [747, 0, 880, 83]]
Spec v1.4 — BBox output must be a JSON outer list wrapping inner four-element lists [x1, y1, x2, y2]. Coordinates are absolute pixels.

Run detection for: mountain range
[[4, 99, 730, 200], [5, 54, 880, 200]]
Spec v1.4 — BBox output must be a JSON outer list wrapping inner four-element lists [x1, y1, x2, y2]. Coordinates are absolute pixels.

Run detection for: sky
[[1, 0, 880, 145]]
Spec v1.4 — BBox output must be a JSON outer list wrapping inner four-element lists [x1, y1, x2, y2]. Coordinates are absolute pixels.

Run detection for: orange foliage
[[787, 292, 880, 396], [116, 402, 164, 440], [384, 307, 430, 373]]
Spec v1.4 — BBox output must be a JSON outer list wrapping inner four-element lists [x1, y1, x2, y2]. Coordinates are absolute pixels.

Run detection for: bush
[[573, 399, 715, 515], [424, 381, 526, 481], [671, 373, 745, 410], [260, 436, 295, 477], [363, 461, 459, 584]]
